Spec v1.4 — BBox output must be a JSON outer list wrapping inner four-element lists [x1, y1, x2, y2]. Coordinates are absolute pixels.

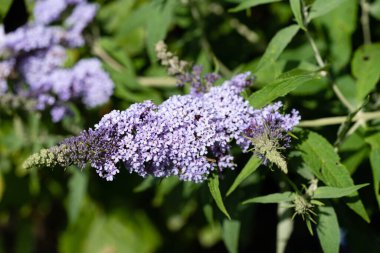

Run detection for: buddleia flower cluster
[[24, 70, 300, 183], [0, 0, 114, 121]]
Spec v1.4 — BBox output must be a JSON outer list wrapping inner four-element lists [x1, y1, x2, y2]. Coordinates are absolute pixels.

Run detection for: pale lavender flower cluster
[[177, 65, 221, 96], [0, 0, 113, 121], [25, 72, 300, 182]]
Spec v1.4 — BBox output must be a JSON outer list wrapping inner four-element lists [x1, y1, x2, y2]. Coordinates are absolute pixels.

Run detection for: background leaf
[[229, 0, 282, 12], [309, 0, 350, 20], [222, 219, 240, 253], [146, 0, 176, 62], [317, 0, 357, 71], [351, 43, 380, 100], [67, 167, 88, 225], [255, 25, 299, 72], [316, 206, 340, 253]]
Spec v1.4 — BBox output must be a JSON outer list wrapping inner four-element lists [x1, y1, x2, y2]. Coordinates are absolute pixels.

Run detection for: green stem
[[299, 111, 380, 127], [360, 0, 372, 45]]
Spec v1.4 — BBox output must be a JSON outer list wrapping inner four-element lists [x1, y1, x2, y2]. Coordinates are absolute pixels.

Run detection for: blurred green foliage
[[2, 0, 380, 253]]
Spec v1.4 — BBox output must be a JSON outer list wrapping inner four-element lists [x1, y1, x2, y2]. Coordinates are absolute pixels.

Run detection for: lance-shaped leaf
[[226, 155, 261, 196], [298, 130, 370, 222], [242, 192, 296, 204], [313, 184, 369, 199], [255, 25, 299, 72], [67, 167, 88, 225], [309, 0, 350, 20], [248, 69, 320, 108], [317, 206, 340, 253], [290, 0, 306, 30], [208, 174, 231, 219], [222, 219, 240, 253]]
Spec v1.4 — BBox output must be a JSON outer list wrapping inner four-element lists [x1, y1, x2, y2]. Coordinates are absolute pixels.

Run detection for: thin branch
[[138, 76, 177, 87], [92, 43, 124, 72], [301, 0, 357, 114], [360, 0, 372, 45], [305, 31, 325, 68], [299, 111, 380, 127], [332, 85, 355, 112]]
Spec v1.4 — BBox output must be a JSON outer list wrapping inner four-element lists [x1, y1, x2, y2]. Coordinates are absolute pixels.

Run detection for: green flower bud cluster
[[23, 145, 70, 170]]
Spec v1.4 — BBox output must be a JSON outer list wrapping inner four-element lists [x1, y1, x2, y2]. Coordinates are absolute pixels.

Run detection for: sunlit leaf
[[298, 130, 370, 222], [242, 192, 295, 204], [290, 0, 306, 30], [248, 69, 320, 108], [208, 174, 231, 219], [313, 184, 369, 199], [309, 0, 350, 20]]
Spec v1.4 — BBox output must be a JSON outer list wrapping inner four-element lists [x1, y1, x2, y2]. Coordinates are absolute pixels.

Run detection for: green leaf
[[242, 192, 295, 204], [0, 0, 12, 19], [351, 43, 380, 100], [133, 176, 155, 193], [313, 184, 369, 199], [146, 0, 176, 62], [153, 177, 180, 207], [255, 25, 299, 72], [111, 3, 152, 35], [290, 0, 306, 30], [203, 204, 214, 226], [226, 155, 261, 196], [309, 0, 350, 20], [370, 0, 380, 21], [248, 70, 320, 108], [365, 133, 380, 209], [316, 206, 340, 253], [317, 0, 357, 71], [67, 168, 88, 225], [335, 75, 358, 109], [208, 174, 231, 219], [229, 0, 282, 12], [222, 219, 240, 253], [298, 130, 370, 222], [60, 200, 161, 253]]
